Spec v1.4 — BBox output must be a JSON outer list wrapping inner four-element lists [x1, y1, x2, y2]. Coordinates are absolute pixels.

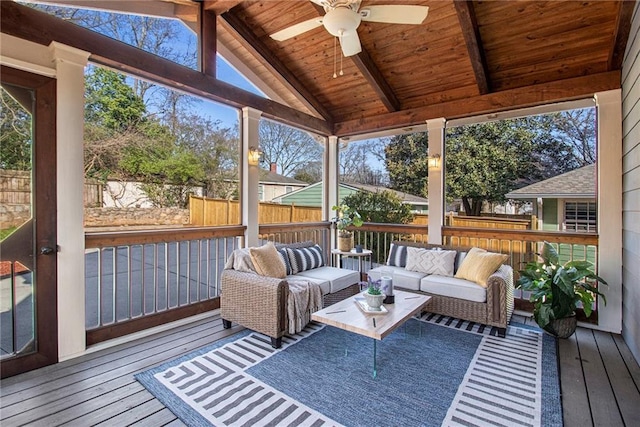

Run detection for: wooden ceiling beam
[[352, 48, 401, 112], [608, 0, 636, 70], [333, 71, 620, 137], [454, 0, 491, 95], [1, 1, 331, 136], [200, 3, 217, 78], [203, 1, 244, 15], [219, 7, 334, 123]]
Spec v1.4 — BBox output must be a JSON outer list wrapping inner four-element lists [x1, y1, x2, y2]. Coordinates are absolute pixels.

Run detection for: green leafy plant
[[331, 204, 363, 237], [361, 278, 382, 295], [517, 241, 607, 333]]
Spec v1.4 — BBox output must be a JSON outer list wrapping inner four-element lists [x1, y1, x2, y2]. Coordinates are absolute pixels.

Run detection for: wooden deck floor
[[1, 312, 639, 426]]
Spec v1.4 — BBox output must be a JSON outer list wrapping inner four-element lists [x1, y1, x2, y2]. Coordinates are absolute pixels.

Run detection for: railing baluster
[[112, 248, 117, 324], [127, 246, 132, 320]]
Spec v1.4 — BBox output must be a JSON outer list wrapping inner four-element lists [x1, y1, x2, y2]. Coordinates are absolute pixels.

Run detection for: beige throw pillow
[[454, 247, 508, 287], [249, 242, 286, 278], [405, 247, 456, 276]]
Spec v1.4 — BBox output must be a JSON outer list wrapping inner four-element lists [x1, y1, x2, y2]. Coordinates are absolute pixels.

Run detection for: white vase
[[363, 292, 385, 311]]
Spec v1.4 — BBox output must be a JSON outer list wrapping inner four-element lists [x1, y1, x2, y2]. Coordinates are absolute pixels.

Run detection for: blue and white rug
[[135, 314, 562, 427]]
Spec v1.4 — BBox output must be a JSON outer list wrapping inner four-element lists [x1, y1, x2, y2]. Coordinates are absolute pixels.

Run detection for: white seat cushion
[[295, 266, 360, 294], [368, 265, 426, 291], [286, 274, 331, 295], [420, 275, 487, 303]]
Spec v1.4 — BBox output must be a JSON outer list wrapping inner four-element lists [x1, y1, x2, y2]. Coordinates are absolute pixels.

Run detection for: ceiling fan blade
[[339, 32, 362, 57], [360, 5, 429, 24], [270, 18, 323, 41]]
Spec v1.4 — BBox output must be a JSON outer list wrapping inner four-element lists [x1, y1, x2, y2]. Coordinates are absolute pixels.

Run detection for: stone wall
[[84, 207, 189, 227]]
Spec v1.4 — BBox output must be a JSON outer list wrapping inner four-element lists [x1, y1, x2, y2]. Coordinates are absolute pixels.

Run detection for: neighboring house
[[102, 163, 306, 207], [274, 181, 429, 213], [259, 163, 308, 202], [506, 164, 596, 232]]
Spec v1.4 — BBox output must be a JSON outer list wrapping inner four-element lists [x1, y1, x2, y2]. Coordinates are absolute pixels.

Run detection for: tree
[[551, 108, 596, 167], [343, 190, 413, 224], [0, 87, 31, 170], [172, 114, 239, 199], [385, 132, 429, 198], [339, 140, 387, 185], [85, 67, 147, 131], [259, 120, 323, 177], [445, 120, 537, 215]]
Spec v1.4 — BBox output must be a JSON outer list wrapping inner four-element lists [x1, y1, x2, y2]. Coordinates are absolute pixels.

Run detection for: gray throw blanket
[[287, 280, 323, 334]]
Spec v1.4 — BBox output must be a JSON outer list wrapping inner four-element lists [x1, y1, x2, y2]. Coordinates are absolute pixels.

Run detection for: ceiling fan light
[[322, 7, 361, 37]]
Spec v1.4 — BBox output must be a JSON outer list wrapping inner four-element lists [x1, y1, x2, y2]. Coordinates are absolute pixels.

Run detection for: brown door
[[1, 66, 58, 378]]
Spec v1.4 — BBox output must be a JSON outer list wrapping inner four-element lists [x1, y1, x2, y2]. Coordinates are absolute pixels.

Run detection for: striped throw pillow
[[286, 245, 325, 274], [387, 243, 408, 267], [277, 248, 293, 276]]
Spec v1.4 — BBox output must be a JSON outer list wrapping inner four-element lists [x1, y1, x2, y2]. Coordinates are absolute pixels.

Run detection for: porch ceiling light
[[248, 146, 262, 166], [428, 153, 441, 169]]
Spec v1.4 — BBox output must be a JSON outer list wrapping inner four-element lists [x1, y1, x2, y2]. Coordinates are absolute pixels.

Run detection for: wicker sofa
[[367, 242, 514, 337], [220, 241, 360, 348]]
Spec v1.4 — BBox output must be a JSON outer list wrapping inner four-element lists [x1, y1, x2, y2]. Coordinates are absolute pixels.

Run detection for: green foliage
[[343, 190, 413, 224], [362, 278, 382, 295], [517, 241, 607, 333], [0, 87, 32, 170], [385, 132, 429, 198], [85, 67, 147, 131], [445, 120, 538, 215], [331, 203, 363, 235]]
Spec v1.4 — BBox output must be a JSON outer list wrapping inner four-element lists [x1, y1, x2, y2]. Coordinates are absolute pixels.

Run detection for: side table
[[331, 248, 372, 279]]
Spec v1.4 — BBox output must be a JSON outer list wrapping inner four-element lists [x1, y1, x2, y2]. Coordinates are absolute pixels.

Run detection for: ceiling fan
[[269, 0, 429, 57]]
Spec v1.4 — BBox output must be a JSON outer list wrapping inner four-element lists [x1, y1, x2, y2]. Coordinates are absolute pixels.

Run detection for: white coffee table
[[311, 289, 431, 377]]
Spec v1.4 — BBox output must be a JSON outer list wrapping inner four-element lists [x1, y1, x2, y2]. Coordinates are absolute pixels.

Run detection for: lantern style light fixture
[[248, 146, 262, 166], [428, 153, 441, 169]]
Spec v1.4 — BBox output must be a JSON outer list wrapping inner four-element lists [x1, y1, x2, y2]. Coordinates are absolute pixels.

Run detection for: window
[[285, 186, 293, 193], [258, 184, 264, 201], [564, 201, 596, 232]]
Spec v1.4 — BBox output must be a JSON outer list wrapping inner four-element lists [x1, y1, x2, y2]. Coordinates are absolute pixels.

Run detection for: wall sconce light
[[428, 153, 441, 169], [248, 146, 262, 166]]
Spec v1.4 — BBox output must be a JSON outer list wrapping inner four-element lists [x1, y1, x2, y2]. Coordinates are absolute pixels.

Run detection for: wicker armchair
[[220, 269, 289, 348]]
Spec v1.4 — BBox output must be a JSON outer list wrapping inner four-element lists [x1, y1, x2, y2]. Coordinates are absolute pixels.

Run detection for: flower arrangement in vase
[[361, 278, 384, 310]]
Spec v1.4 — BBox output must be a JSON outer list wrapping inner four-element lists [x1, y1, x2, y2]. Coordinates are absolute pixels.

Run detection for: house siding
[[542, 199, 558, 231], [622, 2, 640, 363]]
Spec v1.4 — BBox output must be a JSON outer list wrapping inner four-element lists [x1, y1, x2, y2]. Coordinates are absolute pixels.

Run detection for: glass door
[[1, 66, 57, 378]]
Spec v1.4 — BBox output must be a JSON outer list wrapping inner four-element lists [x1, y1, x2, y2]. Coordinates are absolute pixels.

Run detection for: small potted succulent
[[361, 278, 385, 311], [517, 241, 607, 338], [332, 204, 363, 252]]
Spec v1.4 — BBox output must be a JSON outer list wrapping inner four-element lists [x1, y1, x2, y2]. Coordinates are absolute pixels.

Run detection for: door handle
[[40, 246, 56, 255]]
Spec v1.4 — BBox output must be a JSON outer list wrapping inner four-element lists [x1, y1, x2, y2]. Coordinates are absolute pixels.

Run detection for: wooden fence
[[188, 196, 536, 231]]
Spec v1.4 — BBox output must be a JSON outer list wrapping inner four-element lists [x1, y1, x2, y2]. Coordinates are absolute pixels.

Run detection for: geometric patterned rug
[[136, 313, 562, 426]]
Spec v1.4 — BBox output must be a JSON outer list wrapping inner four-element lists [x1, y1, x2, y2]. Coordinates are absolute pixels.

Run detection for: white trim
[[426, 118, 445, 245], [0, 34, 56, 77], [446, 98, 596, 128], [594, 89, 623, 334]]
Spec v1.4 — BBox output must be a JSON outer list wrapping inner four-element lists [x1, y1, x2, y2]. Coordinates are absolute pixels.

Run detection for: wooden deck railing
[[83, 222, 599, 343], [84, 226, 245, 345]]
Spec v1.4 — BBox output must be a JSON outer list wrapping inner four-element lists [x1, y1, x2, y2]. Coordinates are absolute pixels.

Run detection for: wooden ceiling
[[212, 0, 632, 136], [2, 0, 634, 137]]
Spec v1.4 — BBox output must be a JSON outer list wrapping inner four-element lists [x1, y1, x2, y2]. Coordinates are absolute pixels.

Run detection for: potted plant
[[332, 204, 363, 252], [517, 241, 607, 338], [361, 278, 385, 311]]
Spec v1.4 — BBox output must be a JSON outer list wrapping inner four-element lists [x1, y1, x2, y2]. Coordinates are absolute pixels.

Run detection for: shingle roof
[[506, 164, 596, 199], [258, 169, 307, 185]]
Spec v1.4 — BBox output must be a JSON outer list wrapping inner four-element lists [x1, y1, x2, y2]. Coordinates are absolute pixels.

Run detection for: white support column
[[326, 136, 340, 251], [426, 118, 446, 245], [593, 90, 622, 333], [242, 107, 262, 248], [49, 42, 90, 361]]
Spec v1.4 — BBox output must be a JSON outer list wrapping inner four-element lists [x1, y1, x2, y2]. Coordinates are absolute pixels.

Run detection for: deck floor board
[[1, 311, 639, 427]]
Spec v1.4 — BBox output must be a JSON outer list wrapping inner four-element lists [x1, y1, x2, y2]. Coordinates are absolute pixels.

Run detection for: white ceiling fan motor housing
[[322, 7, 362, 37]]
